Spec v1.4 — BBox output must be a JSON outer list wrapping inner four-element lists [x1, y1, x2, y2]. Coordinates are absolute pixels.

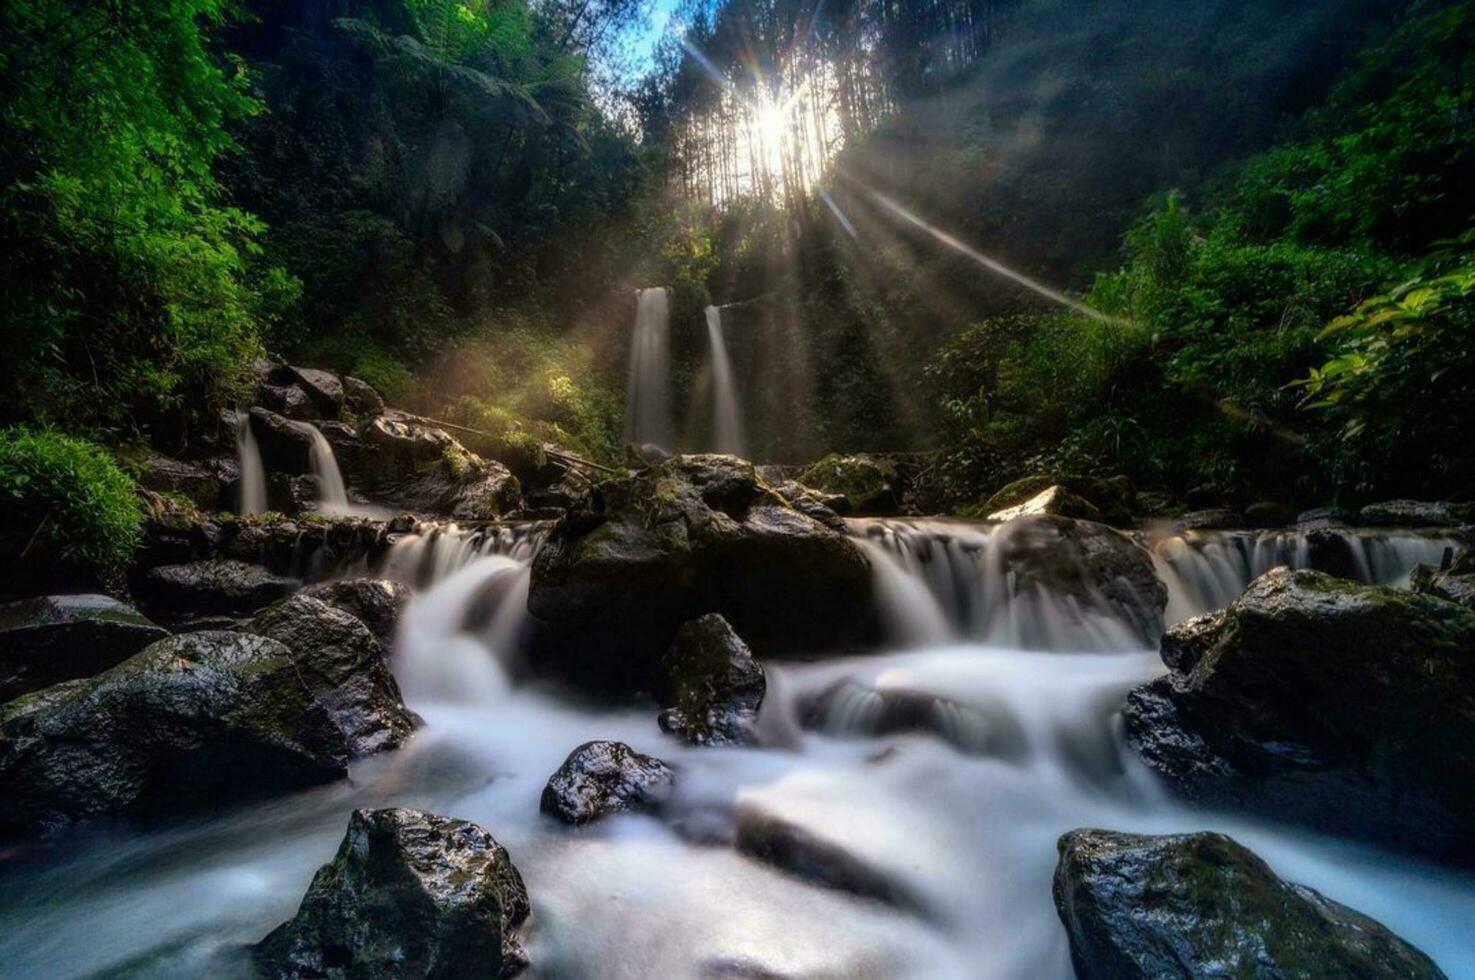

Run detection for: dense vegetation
[[2, 0, 1472, 575]]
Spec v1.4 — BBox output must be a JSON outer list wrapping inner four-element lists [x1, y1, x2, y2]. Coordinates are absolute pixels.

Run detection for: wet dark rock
[[1302, 526, 1363, 579], [528, 455, 876, 691], [254, 807, 529, 979], [243, 595, 418, 757], [984, 474, 1135, 528], [287, 366, 345, 417], [136, 453, 227, 510], [134, 559, 299, 626], [625, 443, 671, 468], [300, 578, 413, 653], [1297, 505, 1357, 527], [797, 453, 901, 516], [249, 407, 319, 474], [801, 680, 1027, 759], [1243, 500, 1295, 528], [1412, 548, 1475, 610], [1125, 567, 1475, 865], [0, 632, 347, 838], [658, 614, 766, 746], [988, 485, 1103, 523], [1360, 499, 1472, 528], [991, 515, 1167, 647], [1054, 829, 1446, 980], [540, 740, 676, 825], [255, 383, 319, 421], [342, 375, 385, 416], [735, 808, 928, 914], [0, 595, 169, 702], [1173, 508, 1244, 531], [771, 480, 848, 532], [357, 414, 522, 519], [1157, 611, 1224, 674]]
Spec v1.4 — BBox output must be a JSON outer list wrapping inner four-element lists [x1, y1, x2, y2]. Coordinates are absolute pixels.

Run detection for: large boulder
[[300, 578, 413, 653], [797, 453, 901, 516], [249, 407, 320, 474], [658, 614, 766, 746], [254, 808, 529, 979], [528, 455, 877, 691], [540, 740, 676, 825], [1360, 499, 1473, 528], [0, 632, 347, 838], [1054, 829, 1445, 980], [287, 366, 345, 417], [243, 595, 418, 757], [983, 474, 1135, 528], [133, 559, 299, 626], [989, 515, 1167, 647], [255, 383, 319, 421], [0, 595, 168, 702], [354, 414, 522, 519], [1412, 548, 1475, 610], [1125, 568, 1475, 865], [342, 375, 385, 416], [987, 485, 1103, 523]]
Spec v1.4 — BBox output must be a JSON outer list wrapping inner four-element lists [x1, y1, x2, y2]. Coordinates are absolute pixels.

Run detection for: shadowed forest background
[[3, 0, 1473, 575]]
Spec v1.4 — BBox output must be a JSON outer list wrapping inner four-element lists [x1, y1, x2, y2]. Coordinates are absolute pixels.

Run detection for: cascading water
[[306, 425, 351, 515], [623, 287, 673, 449], [3, 520, 1474, 978], [705, 304, 746, 455], [235, 412, 268, 515]]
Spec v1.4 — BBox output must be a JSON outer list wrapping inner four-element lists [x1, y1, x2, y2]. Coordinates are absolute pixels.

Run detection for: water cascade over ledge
[[234, 412, 267, 515], [306, 425, 351, 515], [705, 304, 746, 455], [623, 287, 673, 449]]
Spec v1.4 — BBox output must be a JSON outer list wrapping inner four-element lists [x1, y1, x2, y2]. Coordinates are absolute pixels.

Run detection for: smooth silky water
[[2, 524, 1473, 979]]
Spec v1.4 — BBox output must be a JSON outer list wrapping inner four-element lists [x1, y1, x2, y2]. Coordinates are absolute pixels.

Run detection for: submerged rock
[[983, 474, 1134, 527], [658, 614, 766, 746], [528, 454, 876, 691], [133, 559, 299, 625], [797, 453, 901, 516], [1125, 567, 1475, 865], [243, 595, 418, 757], [1053, 829, 1445, 980], [300, 578, 413, 653], [801, 680, 1027, 760], [540, 740, 676, 825], [0, 632, 347, 838], [254, 807, 529, 979], [0, 594, 168, 702], [987, 485, 1103, 523]]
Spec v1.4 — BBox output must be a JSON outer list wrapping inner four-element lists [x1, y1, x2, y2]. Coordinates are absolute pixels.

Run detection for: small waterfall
[[623, 287, 673, 449], [394, 556, 523, 705], [705, 305, 746, 455], [235, 413, 267, 516], [306, 427, 350, 515], [379, 521, 549, 588]]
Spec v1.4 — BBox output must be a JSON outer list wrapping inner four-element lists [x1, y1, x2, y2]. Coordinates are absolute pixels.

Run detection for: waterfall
[[235, 413, 267, 516], [705, 305, 746, 455], [623, 287, 673, 449], [306, 426, 351, 515], [379, 521, 549, 588]]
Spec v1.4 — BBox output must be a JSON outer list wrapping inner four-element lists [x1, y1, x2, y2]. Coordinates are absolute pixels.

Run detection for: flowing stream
[[623, 288, 673, 450], [1, 523, 1473, 978], [705, 305, 746, 456]]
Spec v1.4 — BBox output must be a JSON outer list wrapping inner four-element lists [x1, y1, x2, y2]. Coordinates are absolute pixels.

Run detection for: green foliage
[[0, 428, 142, 574], [0, 0, 287, 436]]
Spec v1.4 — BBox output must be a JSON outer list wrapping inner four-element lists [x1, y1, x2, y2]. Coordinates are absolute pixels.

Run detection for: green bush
[[0, 428, 143, 574]]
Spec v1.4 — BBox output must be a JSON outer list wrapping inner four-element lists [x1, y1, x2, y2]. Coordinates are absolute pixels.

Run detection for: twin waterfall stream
[[2, 512, 1473, 978]]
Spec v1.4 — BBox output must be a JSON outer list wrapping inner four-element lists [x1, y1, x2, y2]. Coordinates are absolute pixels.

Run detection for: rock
[[243, 595, 417, 757], [1302, 526, 1364, 579], [134, 559, 299, 625], [1157, 611, 1224, 674], [983, 474, 1135, 528], [797, 453, 900, 516], [528, 455, 876, 691], [1243, 500, 1295, 528], [254, 807, 529, 979], [342, 375, 385, 416], [1125, 567, 1475, 865], [625, 443, 671, 468], [771, 480, 848, 532], [1411, 548, 1475, 610], [801, 679, 1027, 759], [658, 614, 766, 746], [287, 366, 345, 416], [1054, 829, 1446, 980], [540, 740, 676, 825], [987, 485, 1103, 523], [1173, 508, 1244, 531], [358, 414, 522, 519], [0, 595, 169, 702], [249, 407, 319, 474], [255, 383, 319, 421], [136, 453, 226, 510], [735, 808, 928, 914], [990, 515, 1167, 647], [1360, 499, 1472, 528], [300, 578, 413, 653], [0, 632, 347, 838], [1297, 505, 1356, 527]]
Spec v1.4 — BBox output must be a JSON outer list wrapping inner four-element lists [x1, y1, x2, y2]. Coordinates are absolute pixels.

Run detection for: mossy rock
[[981, 474, 1135, 527], [797, 454, 901, 516]]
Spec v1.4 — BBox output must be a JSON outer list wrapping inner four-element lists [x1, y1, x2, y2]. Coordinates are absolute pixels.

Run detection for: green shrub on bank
[[0, 428, 142, 574]]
